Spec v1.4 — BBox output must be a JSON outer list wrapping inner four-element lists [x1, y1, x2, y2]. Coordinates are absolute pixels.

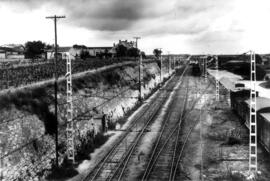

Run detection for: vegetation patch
[[220, 61, 266, 80], [0, 87, 56, 135]]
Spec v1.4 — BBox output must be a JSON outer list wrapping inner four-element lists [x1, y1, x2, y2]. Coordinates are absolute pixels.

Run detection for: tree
[[73, 44, 87, 49], [80, 50, 90, 60], [45, 44, 53, 50], [127, 47, 140, 57], [116, 45, 128, 57], [153, 48, 162, 58], [102, 49, 112, 58], [25, 41, 46, 59], [141, 51, 146, 59]]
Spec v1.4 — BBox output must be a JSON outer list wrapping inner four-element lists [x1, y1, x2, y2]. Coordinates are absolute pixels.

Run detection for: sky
[[1, 0, 270, 54]]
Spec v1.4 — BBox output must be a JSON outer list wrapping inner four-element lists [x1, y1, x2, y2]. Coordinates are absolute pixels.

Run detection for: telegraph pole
[[167, 51, 171, 75], [173, 56, 175, 71], [46, 15, 65, 167], [157, 48, 163, 83], [134, 37, 142, 101], [139, 53, 143, 101]]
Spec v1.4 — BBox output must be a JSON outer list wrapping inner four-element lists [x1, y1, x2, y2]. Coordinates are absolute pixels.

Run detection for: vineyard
[[0, 60, 168, 180], [0, 58, 135, 91]]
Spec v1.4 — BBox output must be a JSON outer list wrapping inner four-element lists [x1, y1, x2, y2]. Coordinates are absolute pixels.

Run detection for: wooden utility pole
[[134, 37, 142, 101], [158, 48, 163, 83], [167, 51, 170, 75], [46, 15, 65, 167]]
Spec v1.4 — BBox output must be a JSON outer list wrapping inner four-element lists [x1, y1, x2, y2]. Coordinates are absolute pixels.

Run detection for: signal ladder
[[249, 51, 257, 172], [215, 56, 219, 101], [66, 53, 75, 163], [204, 57, 207, 81]]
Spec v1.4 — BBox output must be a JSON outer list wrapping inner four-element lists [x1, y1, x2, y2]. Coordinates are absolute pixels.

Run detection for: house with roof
[[0, 45, 25, 59], [87, 47, 113, 57], [46, 47, 72, 60], [115, 40, 135, 49], [46, 46, 115, 60]]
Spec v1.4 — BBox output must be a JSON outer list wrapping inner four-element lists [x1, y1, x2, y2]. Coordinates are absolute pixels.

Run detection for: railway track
[[141, 73, 191, 181], [141, 75, 212, 181], [83, 65, 189, 181]]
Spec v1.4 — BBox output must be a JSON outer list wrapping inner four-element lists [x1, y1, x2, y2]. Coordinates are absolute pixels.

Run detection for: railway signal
[[65, 53, 76, 163], [249, 51, 257, 172]]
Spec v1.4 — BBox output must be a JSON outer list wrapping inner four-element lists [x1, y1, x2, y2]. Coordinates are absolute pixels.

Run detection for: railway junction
[[2, 54, 270, 181], [70, 56, 270, 181]]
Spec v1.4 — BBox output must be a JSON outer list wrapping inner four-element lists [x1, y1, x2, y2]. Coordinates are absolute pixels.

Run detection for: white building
[[88, 47, 113, 57], [0, 46, 25, 59], [46, 46, 114, 60], [46, 47, 74, 60]]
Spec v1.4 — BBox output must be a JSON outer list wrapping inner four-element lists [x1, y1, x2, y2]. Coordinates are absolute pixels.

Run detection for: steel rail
[[83, 66, 185, 181], [112, 66, 190, 181], [142, 79, 211, 181], [142, 72, 190, 181]]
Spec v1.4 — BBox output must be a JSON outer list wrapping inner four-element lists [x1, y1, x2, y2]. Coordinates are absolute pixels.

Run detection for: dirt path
[[182, 77, 270, 181]]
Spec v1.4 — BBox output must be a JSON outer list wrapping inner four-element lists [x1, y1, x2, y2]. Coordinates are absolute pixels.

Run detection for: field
[[0, 58, 139, 91]]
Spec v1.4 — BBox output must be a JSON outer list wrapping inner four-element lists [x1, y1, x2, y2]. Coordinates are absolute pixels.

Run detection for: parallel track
[[141, 73, 190, 181], [83, 66, 188, 181], [142, 75, 211, 181]]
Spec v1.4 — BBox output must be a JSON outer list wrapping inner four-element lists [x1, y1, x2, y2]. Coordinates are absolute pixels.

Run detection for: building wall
[[69, 48, 81, 59], [88, 48, 108, 56], [46, 47, 112, 60], [0, 52, 6, 59], [47, 51, 76, 60], [6, 54, 25, 59]]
